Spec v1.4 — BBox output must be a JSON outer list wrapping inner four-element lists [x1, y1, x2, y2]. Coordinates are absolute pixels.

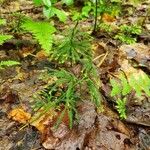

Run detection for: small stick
[[97, 51, 108, 67]]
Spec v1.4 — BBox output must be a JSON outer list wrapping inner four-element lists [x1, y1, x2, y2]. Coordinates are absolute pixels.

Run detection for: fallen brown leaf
[[8, 108, 31, 124], [35, 50, 48, 60], [102, 13, 116, 22], [30, 109, 57, 133]]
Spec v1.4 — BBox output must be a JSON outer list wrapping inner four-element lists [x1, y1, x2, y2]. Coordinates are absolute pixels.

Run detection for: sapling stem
[[92, 0, 98, 34]]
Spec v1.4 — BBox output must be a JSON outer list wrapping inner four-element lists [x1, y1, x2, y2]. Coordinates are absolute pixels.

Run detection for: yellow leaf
[[102, 13, 116, 22], [8, 108, 31, 124]]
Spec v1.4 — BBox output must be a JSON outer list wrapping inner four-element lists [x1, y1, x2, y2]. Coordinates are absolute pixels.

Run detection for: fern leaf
[[0, 60, 20, 69], [116, 98, 127, 119], [110, 79, 122, 97], [0, 19, 6, 25], [53, 7, 67, 22], [22, 19, 56, 54], [120, 75, 132, 96], [33, 0, 42, 6], [129, 73, 150, 97], [62, 0, 74, 5], [0, 35, 13, 45], [86, 79, 101, 107]]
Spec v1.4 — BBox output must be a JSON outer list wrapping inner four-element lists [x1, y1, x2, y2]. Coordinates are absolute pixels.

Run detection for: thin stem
[[93, 0, 98, 34], [70, 21, 79, 44]]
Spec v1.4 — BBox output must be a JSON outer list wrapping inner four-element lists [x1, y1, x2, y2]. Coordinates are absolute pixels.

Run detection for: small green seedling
[[115, 24, 142, 44], [110, 72, 150, 119]]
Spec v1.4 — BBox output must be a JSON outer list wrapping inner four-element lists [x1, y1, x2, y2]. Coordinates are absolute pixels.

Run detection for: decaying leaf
[[8, 108, 31, 124], [119, 44, 150, 70], [102, 13, 116, 22], [42, 137, 59, 149], [19, 47, 36, 58], [30, 109, 57, 133], [35, 50, 49, 60]]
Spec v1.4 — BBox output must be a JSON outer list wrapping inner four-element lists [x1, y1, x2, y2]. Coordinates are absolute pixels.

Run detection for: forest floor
[[0, 0, 150, 150]]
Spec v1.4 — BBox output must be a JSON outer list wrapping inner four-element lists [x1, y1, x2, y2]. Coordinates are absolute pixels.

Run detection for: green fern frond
[[129, 73, 150, 97], [49, 69, 77, 84], [21, 19, 56, 54], [0, 19, 6, 25], [33, 69, 79, 129], [51, 28, 92, 64], [82, 58, 98, 79], [0, 60, 20, 69], [86, 78, 101, 107], [120, 74, 132, 96], [116, 98, 127, 119], [110, 79, 122, 97], [0, 35, 13, 45]]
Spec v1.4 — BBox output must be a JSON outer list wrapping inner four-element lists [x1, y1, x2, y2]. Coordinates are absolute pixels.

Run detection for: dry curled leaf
[[8, 108, 31, 124]]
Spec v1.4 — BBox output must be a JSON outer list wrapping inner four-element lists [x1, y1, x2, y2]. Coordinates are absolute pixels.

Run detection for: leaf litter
[[0, 0, 150, 150]]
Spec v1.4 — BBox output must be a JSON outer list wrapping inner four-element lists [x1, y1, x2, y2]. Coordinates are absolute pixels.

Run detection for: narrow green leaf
[[0, 60, 20, 69], [62, 0, 74, 5], [53, 7, 67, 22], [0, 35, 13, 45], [110, 79, 121, 97], [33, 0, 42, 6], [42, 0, 51, 7]]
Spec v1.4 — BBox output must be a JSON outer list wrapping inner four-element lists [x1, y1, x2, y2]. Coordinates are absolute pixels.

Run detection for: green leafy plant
[[21, 19, 56, 54], [0, 35, 13, 45], [99, 22, 114, 33], [115, 24, 142, 44], [110, 72, 150, 119], [97, 23, 142, 44], [110, 77, 128, 119], [62, 0, 74, 5], [0, 60, 20, 69], [116, 98, 127, 119], [33, 69, 80, 129], [33, 65, 101, 128], [72, 0, 121, 32], [82, 58, 101, 106], [33, 28, 101, 128], [33, 0, 68, 22], [51, 22, 92, 64], [0, 19, 13, 45], [129, 73, 150, 97]]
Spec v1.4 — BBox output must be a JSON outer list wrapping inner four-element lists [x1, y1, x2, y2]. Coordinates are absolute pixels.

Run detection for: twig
[[93, 53, 105, 61], [97, 51, 108, 67]]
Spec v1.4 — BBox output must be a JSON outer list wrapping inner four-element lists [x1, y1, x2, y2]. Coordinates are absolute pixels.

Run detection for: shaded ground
[[0, 42, 150, 150], [0, 0, 150, 150]]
